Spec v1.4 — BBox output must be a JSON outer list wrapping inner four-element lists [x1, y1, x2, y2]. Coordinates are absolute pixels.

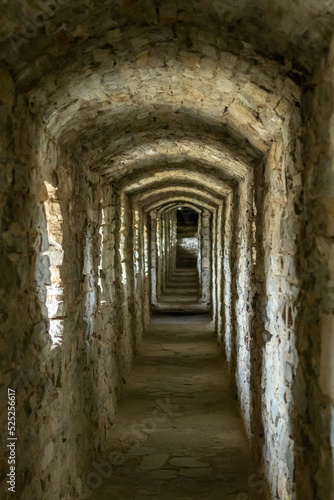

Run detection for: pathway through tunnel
[[88, 314, 263, 500], [156, 268, 202, 314], [153, 207, 208, 314]]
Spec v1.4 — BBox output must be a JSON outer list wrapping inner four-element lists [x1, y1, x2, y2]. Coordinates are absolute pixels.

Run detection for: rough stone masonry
[[0, 1, 333, 499]]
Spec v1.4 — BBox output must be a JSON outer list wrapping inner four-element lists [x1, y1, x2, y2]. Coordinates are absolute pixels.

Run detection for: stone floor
[[153, 267, 209, 314], [88, 308, 264, 499]]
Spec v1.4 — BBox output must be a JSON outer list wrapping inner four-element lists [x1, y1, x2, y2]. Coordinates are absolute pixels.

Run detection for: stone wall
[[200, 210, 212, 309], [234, 172, 254, 440], [142, 213, 151, 328], [0, 74, 40, 500], [293, 34, 334, 500], [211, 211, 218, 322], [149, 211, 158, 307], [0, 94, 148, 499], [215, 204, 224, 335], [220, 95, 304, 498], [220, 193, 233, 355], [1, 3, 334, 496], [259, 107, 302, 500]]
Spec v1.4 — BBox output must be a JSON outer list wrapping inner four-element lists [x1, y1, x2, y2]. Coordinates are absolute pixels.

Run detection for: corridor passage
[[3, 2, 334, 499], [153, 210, 207, 314], [89, 314, 261, 500], [155, 268, 206, 314]]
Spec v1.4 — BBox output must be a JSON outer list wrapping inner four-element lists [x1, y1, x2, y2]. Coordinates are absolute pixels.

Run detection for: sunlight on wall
[[120, 199, 128, 286], [98, 204, 107, 305], [43, 181, 64, 348], [144, 219, 149, 278]]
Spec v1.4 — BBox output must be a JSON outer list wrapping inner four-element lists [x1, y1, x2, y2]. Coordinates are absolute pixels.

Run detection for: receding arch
[[122, 169, 231, 200], [137, 187, 222, 213]]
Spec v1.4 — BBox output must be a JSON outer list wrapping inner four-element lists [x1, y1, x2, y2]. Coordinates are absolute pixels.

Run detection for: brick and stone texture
[[0, 1, 334, 499]]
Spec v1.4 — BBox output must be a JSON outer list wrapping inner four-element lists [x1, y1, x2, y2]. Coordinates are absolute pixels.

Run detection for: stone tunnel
[[0, 1, 333, 499]]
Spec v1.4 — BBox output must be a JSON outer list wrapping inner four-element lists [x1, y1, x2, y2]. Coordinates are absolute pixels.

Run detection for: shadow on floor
[[85, 314, 267, 500]]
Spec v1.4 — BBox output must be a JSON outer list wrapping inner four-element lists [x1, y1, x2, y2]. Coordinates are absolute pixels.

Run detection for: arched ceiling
[[26, 38, 297, 155], [158, 203, 202, 216], [80, 115, 261, 169], [149, 197, 217, 215], [90, 135, 251, 183], [134, 187, 222, 212], [1, 0, 333, 79], [121, 168, 232, 196], [1, 0, 331, 207], [21, 29, 298, 190]]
